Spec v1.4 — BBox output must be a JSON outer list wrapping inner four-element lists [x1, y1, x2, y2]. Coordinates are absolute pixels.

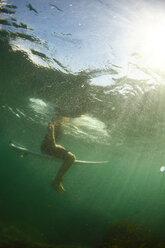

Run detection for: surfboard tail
[[75, 159, 109, 164]]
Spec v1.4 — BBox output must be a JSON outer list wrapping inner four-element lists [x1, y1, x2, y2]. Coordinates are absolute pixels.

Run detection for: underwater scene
[[0, 0, 165, 247]]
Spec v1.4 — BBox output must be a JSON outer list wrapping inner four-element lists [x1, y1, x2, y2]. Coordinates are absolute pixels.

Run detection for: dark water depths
[[1, 0, 165, 247]]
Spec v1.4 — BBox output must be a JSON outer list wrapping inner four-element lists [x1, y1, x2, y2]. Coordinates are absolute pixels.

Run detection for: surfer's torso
[[41, 118, 71, 160]]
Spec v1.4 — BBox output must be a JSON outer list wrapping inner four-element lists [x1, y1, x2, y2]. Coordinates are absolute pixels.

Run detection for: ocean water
[[0, 0, 165, 247]]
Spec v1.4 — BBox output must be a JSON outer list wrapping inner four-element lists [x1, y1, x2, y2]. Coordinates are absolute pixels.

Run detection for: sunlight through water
[[1, 0, 165, 247], [129, 8, 165, 70]]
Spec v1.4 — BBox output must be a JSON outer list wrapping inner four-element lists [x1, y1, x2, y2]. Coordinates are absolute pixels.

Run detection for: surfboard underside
[[9, 142, 108, 165]]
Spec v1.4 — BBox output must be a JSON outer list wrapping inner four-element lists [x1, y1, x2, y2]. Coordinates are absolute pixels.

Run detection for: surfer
[[41, 113, 76, 194]]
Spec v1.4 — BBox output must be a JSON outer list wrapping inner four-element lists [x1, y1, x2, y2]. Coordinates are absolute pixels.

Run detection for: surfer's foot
[[51, 181, 66, 194]]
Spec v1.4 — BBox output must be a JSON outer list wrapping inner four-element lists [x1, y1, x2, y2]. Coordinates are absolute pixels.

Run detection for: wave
[[1, 2, 165, 146], [1, 33, 165, 144]]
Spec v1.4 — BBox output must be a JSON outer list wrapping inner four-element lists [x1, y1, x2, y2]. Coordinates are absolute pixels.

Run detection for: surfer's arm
[[48, 122, 57, 147]]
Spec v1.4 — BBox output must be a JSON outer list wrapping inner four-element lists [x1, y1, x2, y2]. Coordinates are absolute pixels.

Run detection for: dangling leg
[[52, 150, 75, 193]]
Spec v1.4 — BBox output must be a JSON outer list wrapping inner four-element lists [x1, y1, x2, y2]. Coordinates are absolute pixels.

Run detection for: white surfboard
[[9, 141, 108, 165]]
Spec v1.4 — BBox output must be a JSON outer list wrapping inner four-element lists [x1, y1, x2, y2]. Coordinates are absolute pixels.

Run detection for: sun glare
[[131, 14, 165, 70], [142, 25, 165, 69]]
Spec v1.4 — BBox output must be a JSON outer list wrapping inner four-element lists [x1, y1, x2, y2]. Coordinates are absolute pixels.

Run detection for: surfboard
[[9, 141, 108, 165]]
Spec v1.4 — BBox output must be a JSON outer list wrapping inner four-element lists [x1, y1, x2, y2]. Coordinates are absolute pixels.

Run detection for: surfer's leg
[[51, 147, 76, 193]]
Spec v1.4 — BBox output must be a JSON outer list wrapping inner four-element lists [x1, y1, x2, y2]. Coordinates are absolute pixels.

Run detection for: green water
[[1, 1, 165, 247], [1, 37, 165, 247]]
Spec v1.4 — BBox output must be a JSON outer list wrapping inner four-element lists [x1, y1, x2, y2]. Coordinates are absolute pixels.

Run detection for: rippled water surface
[[1, 0, 165, 247]]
